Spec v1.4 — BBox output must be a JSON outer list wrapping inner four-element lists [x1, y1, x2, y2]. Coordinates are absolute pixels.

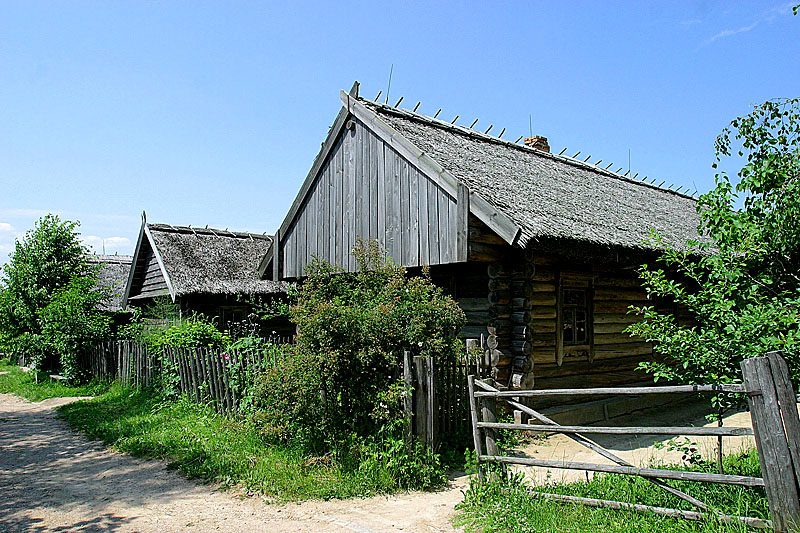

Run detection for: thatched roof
[[145, 224, 286, 298], [361, 98, 704, 251], [86, 254, 133, 312]]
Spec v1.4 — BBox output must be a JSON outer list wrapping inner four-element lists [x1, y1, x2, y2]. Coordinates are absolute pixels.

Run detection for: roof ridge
[[358, 97, 696, 202], [147, 223, 272, 240]]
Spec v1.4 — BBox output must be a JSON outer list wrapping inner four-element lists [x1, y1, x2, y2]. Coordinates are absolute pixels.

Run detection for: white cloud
[[0, 222, 14, 234], [707, 21, 759, 43]]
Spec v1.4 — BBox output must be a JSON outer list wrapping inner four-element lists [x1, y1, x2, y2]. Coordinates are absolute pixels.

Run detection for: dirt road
[[0, 394, 467, 533]]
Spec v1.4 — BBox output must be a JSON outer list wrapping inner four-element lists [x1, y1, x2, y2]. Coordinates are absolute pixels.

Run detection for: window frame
[[556, 274, 595, 366]]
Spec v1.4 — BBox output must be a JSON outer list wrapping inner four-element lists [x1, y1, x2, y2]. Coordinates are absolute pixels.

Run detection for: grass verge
[[454, 451, 768, 532], [56, 383, 445, 501], [0, 359, 111, 401]]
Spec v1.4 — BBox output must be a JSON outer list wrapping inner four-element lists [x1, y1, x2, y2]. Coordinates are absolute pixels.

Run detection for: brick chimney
[[524, 135, 550, 153]]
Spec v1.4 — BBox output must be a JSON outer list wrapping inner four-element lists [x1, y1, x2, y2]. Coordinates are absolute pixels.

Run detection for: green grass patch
[[56, 384, 445, 501], [454, 451, 769, 532], [0, 359, 111, 401]]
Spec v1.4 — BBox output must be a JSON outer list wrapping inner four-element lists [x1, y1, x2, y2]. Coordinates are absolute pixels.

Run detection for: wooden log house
[[260, 83, 702, 391], [124, 214, 291, 334], [86, 253, 134, 328]]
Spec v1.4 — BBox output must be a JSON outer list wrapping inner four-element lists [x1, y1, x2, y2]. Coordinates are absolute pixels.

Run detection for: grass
[[0, 358, 111, 401], [56, 383, 444, 501], [454, 451, 769, 532]]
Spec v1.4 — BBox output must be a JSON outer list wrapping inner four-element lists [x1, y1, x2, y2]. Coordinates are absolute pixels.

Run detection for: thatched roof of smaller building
[[86, 254, 133, 312], [146, 224, 286, 298]]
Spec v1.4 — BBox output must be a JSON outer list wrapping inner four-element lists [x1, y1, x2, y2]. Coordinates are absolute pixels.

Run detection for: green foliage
[[39, 276, 112, 380], [250, 240, 465, 453], [57, 383, 442, 500], [0, 359, 110, 401], [148, 315, 227, 352], [455, 449, 766, 532], [627, 98, 800, 415], [0, 215, 111, 375]]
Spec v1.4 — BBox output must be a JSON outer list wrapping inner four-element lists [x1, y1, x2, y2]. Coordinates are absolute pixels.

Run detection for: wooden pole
[[403, 351, 413, 448], [766, 351, 800, 492], [741, 356, 800, 532], [467, 375, 485, 482]]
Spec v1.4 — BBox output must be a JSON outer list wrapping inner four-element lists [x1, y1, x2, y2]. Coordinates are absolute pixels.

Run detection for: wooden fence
[[468, 351, 800, 532], [81, 337, 294, 412], [404, 338, 490, 450]]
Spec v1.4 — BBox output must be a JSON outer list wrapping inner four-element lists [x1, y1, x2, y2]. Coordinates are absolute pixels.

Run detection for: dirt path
[[0, 394, 467, 533]]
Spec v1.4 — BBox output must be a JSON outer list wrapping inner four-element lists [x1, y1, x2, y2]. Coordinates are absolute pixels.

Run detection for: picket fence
[[81, 337, 294, 412]]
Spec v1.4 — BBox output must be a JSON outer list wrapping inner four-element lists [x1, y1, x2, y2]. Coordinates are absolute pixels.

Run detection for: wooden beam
[[473, 383, 746, 397], [526, 492, 771, 529], [481, 455, 765, 487], [272, 229, 281, 281], [477, 422, 754, 437]]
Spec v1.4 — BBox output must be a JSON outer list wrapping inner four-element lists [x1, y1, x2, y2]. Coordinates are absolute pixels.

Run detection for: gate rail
[[468, 351, 800, 532]]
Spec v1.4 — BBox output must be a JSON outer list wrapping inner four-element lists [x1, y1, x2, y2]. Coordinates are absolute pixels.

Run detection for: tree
[[0, 214, 110, 375], [627, 98, 800, 472]]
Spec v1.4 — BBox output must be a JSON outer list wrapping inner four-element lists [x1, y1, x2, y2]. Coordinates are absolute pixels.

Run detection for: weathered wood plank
[[474, 383, 746, 397], [478, 422, 754, 437]]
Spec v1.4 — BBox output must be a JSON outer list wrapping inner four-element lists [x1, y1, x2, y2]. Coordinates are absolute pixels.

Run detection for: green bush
[[249, 241, 462, 490]]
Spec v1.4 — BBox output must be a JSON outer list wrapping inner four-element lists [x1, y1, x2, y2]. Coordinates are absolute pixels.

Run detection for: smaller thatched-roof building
[[124, 214, 290, 334], [86, 254, 134, 320]]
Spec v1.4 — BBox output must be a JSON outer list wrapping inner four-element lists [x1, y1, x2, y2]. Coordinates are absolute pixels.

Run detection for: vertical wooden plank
[[447, 193, 458, 264], [414, 356, 428, 446], [437, 186, 449, 263], [369, 129, 378, 241], [403, 350, 413, 448], [376, 138, 386, 248], [357, 121, 368, 242], [428, 182, 440, 265], [333, 141, 342, 269], [385, 147, 397, 261], [467, 375, 485, 482], [481, 386, 500, 457], [457, 183, 469, 262], [418, 174, 430, 266], [347, 126, 357, 271], [400, 159, 410, 265], [426, 355, 436, 449], [409, 165, 420, 267], [767, 351, 800, 491], [742, 356, 800, 532]]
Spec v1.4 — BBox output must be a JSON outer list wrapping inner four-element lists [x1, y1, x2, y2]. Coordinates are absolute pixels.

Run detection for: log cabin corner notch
[[262, 83, 705, 393]]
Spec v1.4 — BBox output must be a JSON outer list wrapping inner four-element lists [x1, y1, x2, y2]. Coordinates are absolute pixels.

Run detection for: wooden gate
[[468, 351, 800, 532]]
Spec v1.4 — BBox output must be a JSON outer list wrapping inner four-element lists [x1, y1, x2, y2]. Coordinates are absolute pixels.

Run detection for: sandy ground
[[512, 398, 764, 485], [0, 390, 772, 532], [0, 393, 468, 533]]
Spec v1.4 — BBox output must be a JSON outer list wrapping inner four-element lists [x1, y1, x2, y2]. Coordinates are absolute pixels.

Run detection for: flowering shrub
[[250, 240, 464, 461]]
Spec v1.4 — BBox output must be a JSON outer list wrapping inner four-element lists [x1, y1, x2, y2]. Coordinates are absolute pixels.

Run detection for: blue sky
[[1, 1, 797, 264]]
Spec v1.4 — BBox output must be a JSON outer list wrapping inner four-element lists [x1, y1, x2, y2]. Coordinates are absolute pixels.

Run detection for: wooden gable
[[271, 88, 522, 280], [124, 221, 173, 304]]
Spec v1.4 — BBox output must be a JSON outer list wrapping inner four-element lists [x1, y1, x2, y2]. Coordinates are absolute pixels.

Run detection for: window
[[562, 288, 588, 345], [556, 276, 594, 365]]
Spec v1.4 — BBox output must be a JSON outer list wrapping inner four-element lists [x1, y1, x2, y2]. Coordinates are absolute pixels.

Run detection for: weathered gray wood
[[404, 351, 413, 447], [472, 378, 713, 512], [527, 492, 772, 530], [767, 351, 800, 492], [742, 356, 800, 532], [481, 386, 499, 457], [438, 186, 450, 263], [400, 158, 411, 265], [428, 181, 440, 264], [409, 165, 420, 266], [376, 139, 386, 249], [467, 375, 485, 481], [457, 183, 469, 262], [478, 422, 753, 437], [413, 355, 434, 448], [482, 455, 764, 487], [418, 171, 430, 265], [474, 383, 746, 397]]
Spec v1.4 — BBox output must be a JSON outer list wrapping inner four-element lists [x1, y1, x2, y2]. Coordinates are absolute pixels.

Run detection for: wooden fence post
[[741, 355, 800, 532], [767, 351, 800, 492], [403, 351, 413, 448], [467, 375, 485, 482], [414, 355, 435, 449]]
